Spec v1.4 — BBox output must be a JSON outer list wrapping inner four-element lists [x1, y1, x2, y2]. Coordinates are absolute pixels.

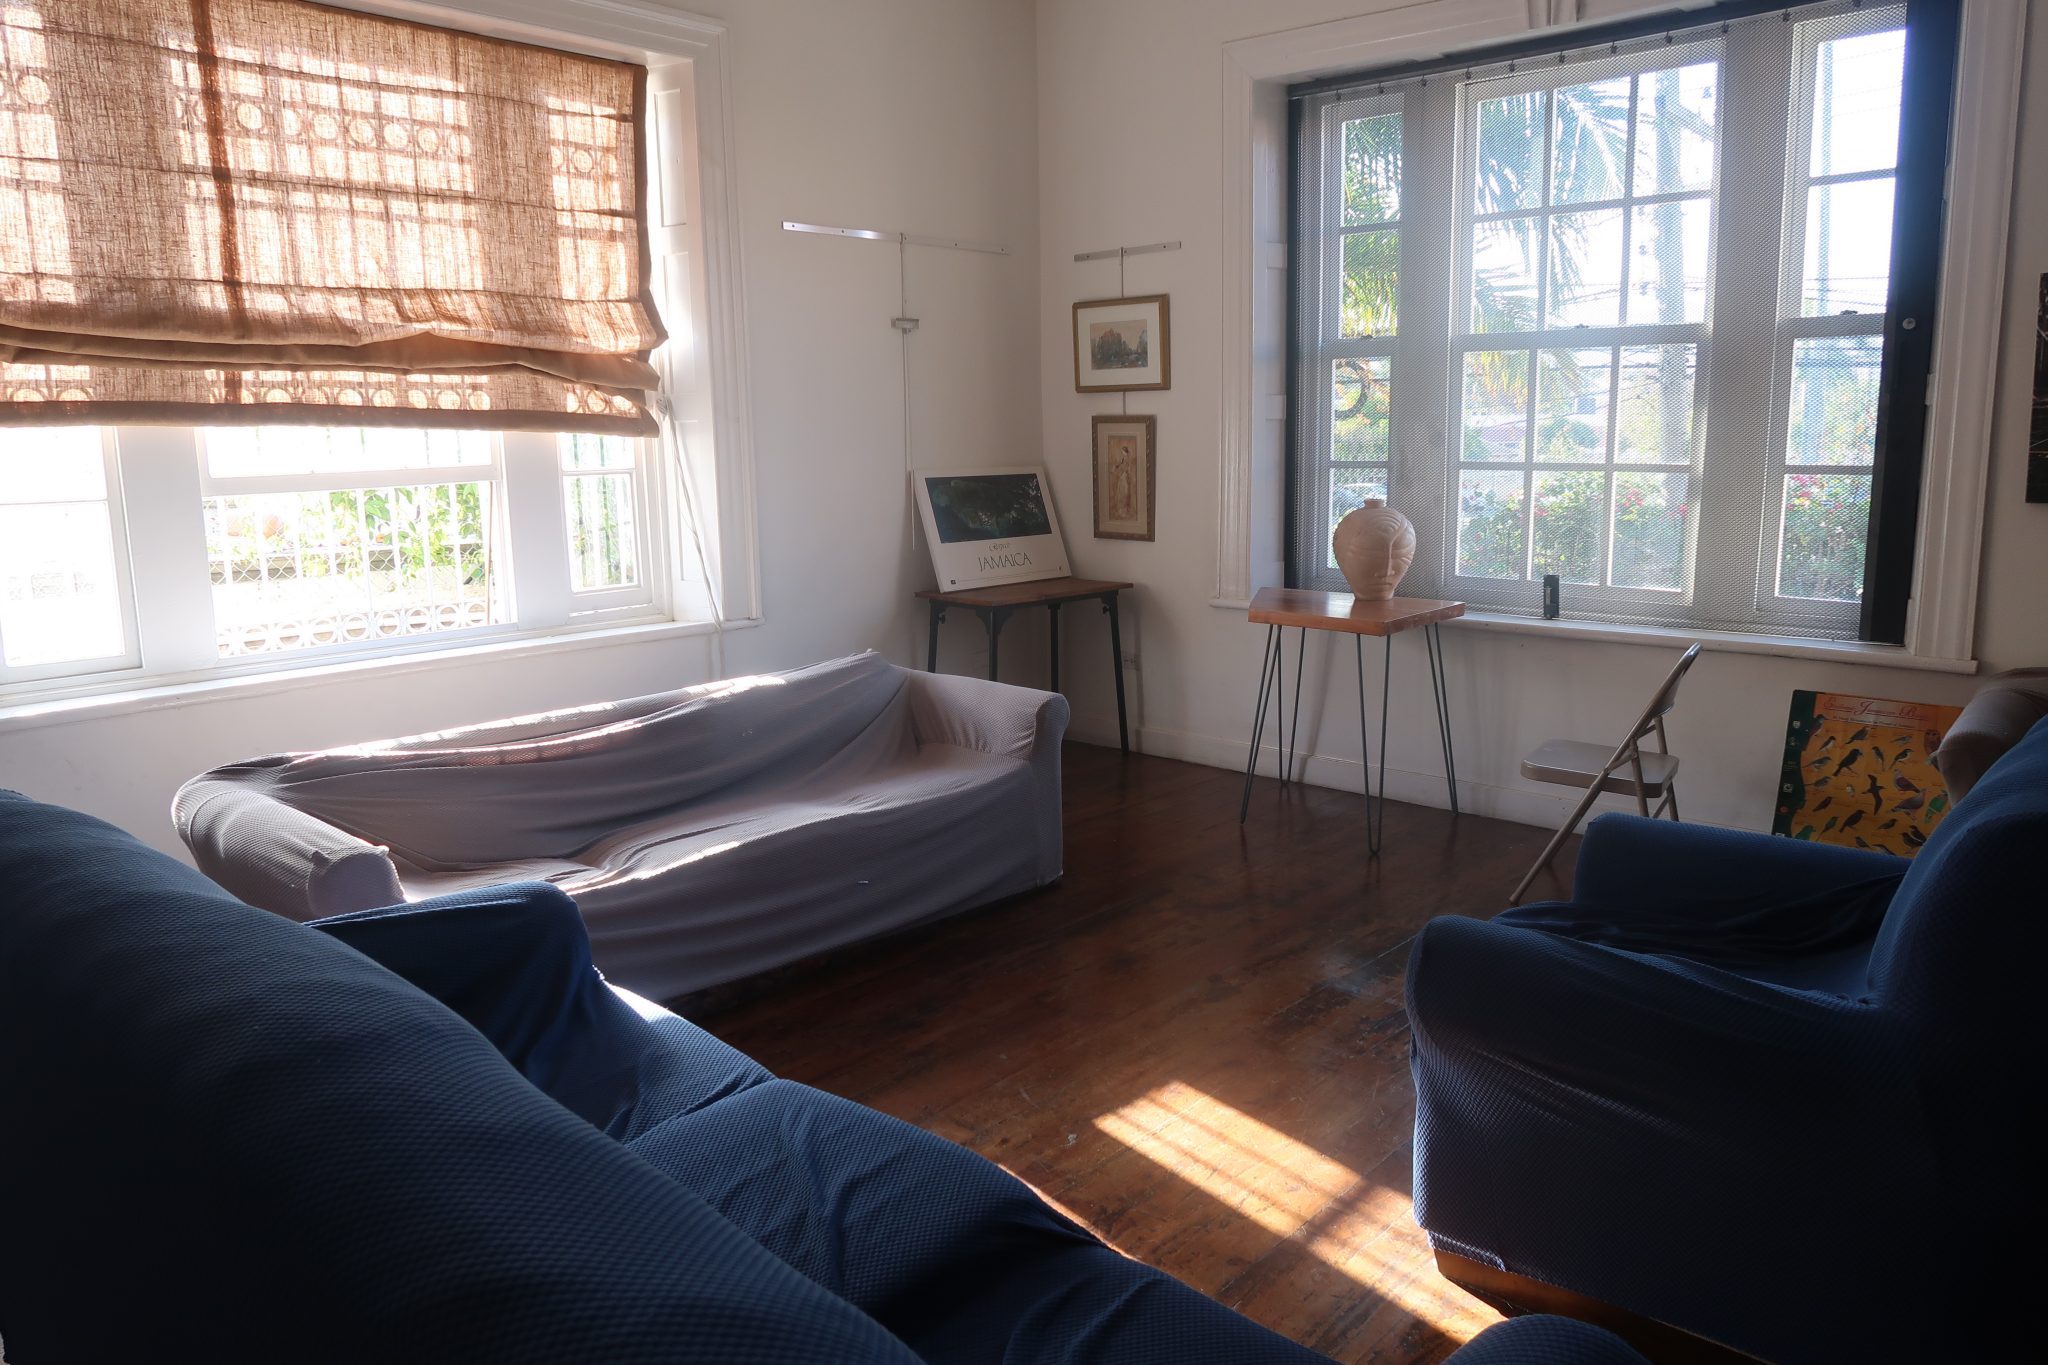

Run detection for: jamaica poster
[[1773, 691, 1963, 855]]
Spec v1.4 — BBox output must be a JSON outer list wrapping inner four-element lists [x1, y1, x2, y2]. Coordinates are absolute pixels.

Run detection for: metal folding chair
[[1508, 643, 1701, 905]]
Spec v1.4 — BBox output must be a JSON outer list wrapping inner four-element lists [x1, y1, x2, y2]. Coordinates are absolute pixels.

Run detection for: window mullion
[[116, 428, 220, 674], [1691, 21, 1793, 629], [500, 430, 575, 629]]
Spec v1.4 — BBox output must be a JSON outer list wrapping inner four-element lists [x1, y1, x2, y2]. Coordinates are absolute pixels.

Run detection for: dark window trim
[[1289, 0, 1801, 104], [1860, 0, 1961, 643], [1283, 92, 1306, 589]]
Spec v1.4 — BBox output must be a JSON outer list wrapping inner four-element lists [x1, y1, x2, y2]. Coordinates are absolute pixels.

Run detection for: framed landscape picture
[[1091, 414, 1155, 541], [911, 466, 1072, 591], [1073, 294, 1169, 392]]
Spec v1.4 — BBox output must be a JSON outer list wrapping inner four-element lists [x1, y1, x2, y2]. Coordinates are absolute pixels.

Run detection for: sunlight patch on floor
[[1093, 1080, 1464, 1334]]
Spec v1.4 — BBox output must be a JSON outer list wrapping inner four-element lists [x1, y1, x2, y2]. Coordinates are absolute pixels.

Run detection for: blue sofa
[[0, 790, 1641, 1363], [1408, 716, 2047, 1363]]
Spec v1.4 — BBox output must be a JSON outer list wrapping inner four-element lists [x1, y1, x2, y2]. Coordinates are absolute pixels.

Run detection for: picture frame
[[1091, 414, 1156, 541], [910, 465, 1072, 592], [1072, 294, 1170, 392], [2028, 272, 2046, 502]]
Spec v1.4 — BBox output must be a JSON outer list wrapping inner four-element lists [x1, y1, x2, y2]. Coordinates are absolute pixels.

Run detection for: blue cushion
[[312, 884, 772, 1139], [0, 791, 921, 1364], [627, 1078, 1334, 1364], [1446, 1316, 1647, 1364]]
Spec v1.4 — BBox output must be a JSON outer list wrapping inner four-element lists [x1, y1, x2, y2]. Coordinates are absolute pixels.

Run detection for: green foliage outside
[[207, 482, 491, 593], [1779, 474, 1869, 600]]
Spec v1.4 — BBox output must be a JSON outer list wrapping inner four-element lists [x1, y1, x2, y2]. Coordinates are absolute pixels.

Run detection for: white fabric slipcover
[[175, 652, 1068, 998]]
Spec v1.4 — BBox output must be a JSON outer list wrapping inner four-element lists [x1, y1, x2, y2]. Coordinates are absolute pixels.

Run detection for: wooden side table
[[917, 576, 1134, 752], [1241, 588, 1465, 853]]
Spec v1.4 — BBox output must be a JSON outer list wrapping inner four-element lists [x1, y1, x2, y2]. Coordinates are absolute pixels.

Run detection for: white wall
[[1036, 0, 2048, 832], [0, 0, 1042, 856]]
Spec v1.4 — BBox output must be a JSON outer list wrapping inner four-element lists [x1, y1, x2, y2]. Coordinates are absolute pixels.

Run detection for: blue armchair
[[1406, 717, 2047, 1362]]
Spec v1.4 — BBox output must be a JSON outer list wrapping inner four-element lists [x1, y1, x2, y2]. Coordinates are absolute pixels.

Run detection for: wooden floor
[[692, 742, 1579, 1363]]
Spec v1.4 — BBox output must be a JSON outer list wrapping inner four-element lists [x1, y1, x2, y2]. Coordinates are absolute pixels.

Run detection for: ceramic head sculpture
[[1331, 499, 1416, 601]]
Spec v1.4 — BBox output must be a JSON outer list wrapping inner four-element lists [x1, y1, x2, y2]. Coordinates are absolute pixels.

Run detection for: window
[[1287, 0, 1952, 641], [0, 0, 742, 701], [0, 430, 135, 679], [0, 425, 658, 688]]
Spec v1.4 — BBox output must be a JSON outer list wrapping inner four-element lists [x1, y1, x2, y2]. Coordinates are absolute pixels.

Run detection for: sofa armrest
[[174, 773, 401, 921], [1571, 812, 1906, 913], [1934, 685, 2048, 803], [312, 883, 592, 1066], [313, 884, 775, 1138], [902, 668, 1069, 885], [901, 668, 1070, 762]]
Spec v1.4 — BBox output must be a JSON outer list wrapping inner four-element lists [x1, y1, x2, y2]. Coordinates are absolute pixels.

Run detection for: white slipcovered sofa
[[174, 651, 1068, 998]]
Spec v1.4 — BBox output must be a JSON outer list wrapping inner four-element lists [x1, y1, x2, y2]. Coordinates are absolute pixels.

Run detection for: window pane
[[1326, 466, 1391, 569], [1536, 347, 1611, 462], [1778, 472, 1870, 601], [565, 473, 639, 591], [1461, 351, 1529, 462], [1615, 344, 1696, 464], [1341, 112, 1401, 225], [0, 427, 104, 503], [1470, 217, 1539, 332], [1633, 62, 1718, 196], [1457, 470, 1526, 579], [0, 503, 125, 667], [1331, 358, 1390, 462], [1340, 228, 1399, 337], [1801, 177, 1894, 316], [1474, 91, 1545, 212], [1788, 335, 1882, 467], [561, 432, 638, 471], [1533, 470, 1605, 585], [1550, 75, 1631, 205], [1545, 208, 1624, 328], [1612, 472, 1689, 590], [206, 483, 499, 656], [1626, 196, 1709, 324], [204, 427, 492, 479], [1810, 28, 1905, 178]]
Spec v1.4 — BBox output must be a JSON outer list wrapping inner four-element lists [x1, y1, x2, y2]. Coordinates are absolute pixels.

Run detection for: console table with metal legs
[[1238, 588, 1465, 854], [917, 576, 1133, 753]]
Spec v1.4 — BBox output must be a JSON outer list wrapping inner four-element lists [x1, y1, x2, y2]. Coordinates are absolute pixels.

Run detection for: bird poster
[[1773, 691, 1964, 856]]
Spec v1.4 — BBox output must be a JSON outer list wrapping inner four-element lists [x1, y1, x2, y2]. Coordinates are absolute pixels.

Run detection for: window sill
[[1447, 611, 1978, 673], [0, 614, 757, 735], [1208, 596, 1976, 673]]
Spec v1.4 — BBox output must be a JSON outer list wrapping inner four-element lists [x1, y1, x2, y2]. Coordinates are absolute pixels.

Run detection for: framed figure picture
[[1073, 294, 1169, 392], [1092, 414, 1156, 541], [2029, 272, 2047, 502], [911, 466, 1072, 591]]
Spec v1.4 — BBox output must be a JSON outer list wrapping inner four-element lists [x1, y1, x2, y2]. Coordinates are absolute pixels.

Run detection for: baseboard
[[1063, 713, 1577, 832]]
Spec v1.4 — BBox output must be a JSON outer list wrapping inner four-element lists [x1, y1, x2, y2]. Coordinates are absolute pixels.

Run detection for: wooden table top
[[917, 576, 1134, 609], [1247, 586, 1465, 636]]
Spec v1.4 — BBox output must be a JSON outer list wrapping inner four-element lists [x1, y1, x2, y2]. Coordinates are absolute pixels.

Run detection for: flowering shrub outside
[[1779, 473, 1869, 600]]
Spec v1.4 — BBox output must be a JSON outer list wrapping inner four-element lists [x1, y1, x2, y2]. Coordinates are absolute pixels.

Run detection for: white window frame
[[1757, 7, 1903, 617], [1439, 38, 1722, 621], [0, 428, 142, 685], [1298, 91, 1404, 579], [1297, 17, 1906, 638], [0, 0, 757, 708], [1220, 0, 2024, 670]]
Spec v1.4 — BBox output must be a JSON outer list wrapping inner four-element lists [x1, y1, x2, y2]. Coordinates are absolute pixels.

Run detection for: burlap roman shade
[[0, 0, 664, 433]]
